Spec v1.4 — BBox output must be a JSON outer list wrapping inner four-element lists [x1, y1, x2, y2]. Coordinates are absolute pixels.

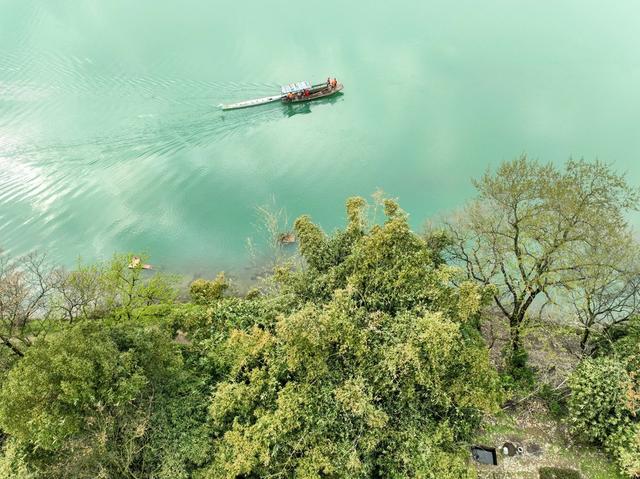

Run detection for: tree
[[445, 157, 639, 368], [52, 261, 105, 322], [0, 252, 56, 357], [206, 198, 500, 478], [0, 321, 211, 478], [101, 253, 178, 320], [566, 235, 640, 355]]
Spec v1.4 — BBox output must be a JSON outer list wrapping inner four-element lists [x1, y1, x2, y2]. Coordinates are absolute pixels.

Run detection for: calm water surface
[[2, 1, 640, 275]]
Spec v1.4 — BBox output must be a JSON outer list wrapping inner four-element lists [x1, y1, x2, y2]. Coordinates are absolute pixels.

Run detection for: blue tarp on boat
[[281, 81, 311, 94]]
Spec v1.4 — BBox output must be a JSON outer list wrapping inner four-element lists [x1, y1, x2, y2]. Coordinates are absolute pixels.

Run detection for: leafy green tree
[[206, 198, 500, 478], [446, 157, 639, 368], [101, 253, 178, 320], [0, 321, 211, 478]]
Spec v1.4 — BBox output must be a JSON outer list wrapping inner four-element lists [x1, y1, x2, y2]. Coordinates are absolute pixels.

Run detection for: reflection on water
[[2, 76, 344, 173], [2, 0, 640, 277], [0, 63, 346, 273], [282, 93, 344, 117]]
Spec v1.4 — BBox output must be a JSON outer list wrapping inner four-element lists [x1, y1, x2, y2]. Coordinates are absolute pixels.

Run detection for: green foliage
[[53, 260, 105, 321], [207, 299, 497, 478], [447, 156, 639, 361], [422, 228, 454, 267], [568, 357, 634, 443], [285, 197, 489, 321], [174, 296, 281, 340], [538, 466, 582, 479], [0, 439, 36, 479], [501, 346, 535, 390], [206, 198, 500, 478], [190, 273, 229, 305], [606, 423, 640, 478], [52, 253, 178, 323], [538, 383, 568, 419], [568, 351, 640, 477], [607, 316, 640, 359], [102, 253, 178, 320], [0, 321, 210, 478]]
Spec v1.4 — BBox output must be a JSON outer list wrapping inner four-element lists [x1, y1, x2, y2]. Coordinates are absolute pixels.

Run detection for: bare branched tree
[[566, 236, 640, 355], [0, 251, 57, 356], [445, 157, 639, 366], [52, 262, 105, 322]]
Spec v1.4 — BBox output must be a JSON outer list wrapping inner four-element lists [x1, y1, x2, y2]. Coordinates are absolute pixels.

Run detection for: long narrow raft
[[220, 80, 342, 111]]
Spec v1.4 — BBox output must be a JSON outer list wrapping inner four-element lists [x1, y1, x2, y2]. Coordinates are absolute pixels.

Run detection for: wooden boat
[[220, 80, 343, 111], [284, 82, 343, 104]]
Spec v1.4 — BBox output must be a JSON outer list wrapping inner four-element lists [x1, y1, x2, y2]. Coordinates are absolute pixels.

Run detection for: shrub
[[538, 383, 568, 419], [567, 357, 633, 443], [189, 273, 228, 304], [568, 352, 640, 477], [502, 346, 535, 389], [606, 423, 640, 478]]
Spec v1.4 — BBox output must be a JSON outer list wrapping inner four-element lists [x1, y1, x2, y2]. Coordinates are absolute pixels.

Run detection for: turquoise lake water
[[2, 1, 640, 277]]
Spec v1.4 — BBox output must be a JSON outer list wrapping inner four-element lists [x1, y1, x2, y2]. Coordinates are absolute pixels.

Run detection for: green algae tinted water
[[2, 1, 640, 276]]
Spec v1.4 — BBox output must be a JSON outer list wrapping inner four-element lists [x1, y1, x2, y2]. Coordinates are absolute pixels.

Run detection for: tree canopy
[[206, 197, 500, 478], [446, 156, 639, 366]]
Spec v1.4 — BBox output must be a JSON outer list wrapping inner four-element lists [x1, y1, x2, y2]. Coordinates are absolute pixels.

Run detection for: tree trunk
[[579, 326, 591, 355], [0, 334, 24, 357], [509, 314, 523, 354], [506, 313, 530, 376]]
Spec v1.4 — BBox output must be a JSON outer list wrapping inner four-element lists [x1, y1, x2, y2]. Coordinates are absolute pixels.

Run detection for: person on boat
[[327, 77, 331, 87], [304, 89, 310, 97], [331, 78, 337, 88], [287, 92, 294, 101]]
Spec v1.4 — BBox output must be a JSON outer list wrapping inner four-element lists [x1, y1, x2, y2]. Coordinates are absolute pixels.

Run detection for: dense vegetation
[[1, 157, 639, 478]]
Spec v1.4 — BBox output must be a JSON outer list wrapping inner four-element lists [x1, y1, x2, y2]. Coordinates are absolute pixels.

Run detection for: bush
[[500, 346, 535, 393], [189, 273, 228, 304], [568, 353, 640, 477], [538, 466, 581, 479], [567, 357, 633, 443], [606, 423, 640, 478], [538, 383, 568, 419], [0, 439, 36, 479]]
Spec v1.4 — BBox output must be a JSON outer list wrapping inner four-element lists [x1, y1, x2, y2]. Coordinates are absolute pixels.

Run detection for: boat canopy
[[281, 81, 311, 94]]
